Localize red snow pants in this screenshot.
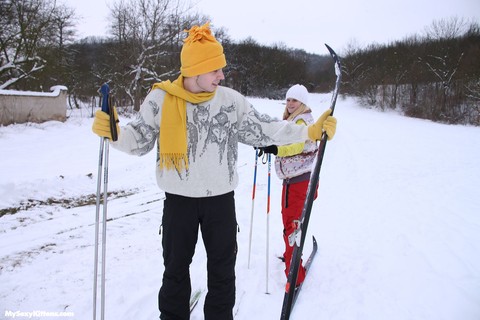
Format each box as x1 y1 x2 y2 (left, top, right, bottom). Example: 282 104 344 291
281 178 317 286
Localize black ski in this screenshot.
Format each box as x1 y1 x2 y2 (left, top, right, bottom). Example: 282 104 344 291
290 236 318 308
280 44 342 320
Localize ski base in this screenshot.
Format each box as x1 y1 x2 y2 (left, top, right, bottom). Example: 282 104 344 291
280 236 318 319
291 236 318 308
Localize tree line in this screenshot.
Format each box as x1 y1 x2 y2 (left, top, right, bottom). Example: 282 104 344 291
342 17 480 125
1 0 479 125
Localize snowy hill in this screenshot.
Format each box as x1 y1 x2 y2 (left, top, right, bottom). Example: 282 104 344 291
1 94 479 320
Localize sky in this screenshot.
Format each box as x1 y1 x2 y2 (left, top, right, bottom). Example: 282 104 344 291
63 0 480 55
1 94 479 319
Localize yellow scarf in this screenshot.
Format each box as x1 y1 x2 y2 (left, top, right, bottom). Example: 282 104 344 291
152 75 215 171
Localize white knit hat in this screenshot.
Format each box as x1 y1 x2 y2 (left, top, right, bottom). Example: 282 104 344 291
285 84 309 105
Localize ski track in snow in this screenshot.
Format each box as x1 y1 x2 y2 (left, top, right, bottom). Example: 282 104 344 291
1 94 479 320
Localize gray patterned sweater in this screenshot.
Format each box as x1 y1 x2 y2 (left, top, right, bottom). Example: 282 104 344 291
112 86 309 197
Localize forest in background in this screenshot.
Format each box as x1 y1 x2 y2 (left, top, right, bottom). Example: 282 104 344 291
1 0 479 125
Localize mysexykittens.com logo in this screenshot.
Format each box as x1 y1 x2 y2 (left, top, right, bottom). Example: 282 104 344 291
4 310 75 318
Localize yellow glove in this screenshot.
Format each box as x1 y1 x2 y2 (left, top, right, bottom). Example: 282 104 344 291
92 108 119 140
307 109 337 141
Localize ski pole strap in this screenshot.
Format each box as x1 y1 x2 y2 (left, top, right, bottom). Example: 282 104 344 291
261 153 268 164
108 96 118 141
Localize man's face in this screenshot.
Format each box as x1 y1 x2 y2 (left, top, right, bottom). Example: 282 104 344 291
196 69 225 92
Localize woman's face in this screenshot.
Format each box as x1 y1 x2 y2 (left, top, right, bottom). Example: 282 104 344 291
286 98 302 114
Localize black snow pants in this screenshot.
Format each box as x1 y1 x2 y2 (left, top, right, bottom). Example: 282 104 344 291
159 191 237 320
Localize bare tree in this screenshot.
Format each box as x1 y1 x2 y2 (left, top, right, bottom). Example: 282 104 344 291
50 4 77 49
107 0 200 110
0 0 77 90
465 78 480 101
423 16 469 40
1 0 49 89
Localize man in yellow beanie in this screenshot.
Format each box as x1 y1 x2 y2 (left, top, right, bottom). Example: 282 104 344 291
92 22 336 320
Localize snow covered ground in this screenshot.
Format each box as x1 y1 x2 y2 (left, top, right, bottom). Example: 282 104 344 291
1 93 479 320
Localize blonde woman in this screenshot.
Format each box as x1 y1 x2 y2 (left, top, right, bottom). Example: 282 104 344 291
257 84 333 287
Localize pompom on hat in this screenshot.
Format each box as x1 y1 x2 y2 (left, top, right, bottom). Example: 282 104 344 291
180 22 227 77
286 84 309 105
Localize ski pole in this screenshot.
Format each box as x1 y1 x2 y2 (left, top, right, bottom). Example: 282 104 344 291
265 153 271 294
93 83 117 320
247 148 259 269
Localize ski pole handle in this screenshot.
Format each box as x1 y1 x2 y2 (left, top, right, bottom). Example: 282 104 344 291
99 83 118 141
100 84 110 113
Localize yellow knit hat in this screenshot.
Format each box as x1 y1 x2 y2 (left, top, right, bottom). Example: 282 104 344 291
180 22 227 77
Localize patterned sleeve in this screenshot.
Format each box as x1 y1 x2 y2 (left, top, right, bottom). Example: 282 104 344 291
111 89 163 156
236 98 309 147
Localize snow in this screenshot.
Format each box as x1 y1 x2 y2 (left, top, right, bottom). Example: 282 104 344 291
1 93 479 320
0 86 68 97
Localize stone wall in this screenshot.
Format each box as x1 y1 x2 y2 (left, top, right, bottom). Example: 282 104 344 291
0 86 67 125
